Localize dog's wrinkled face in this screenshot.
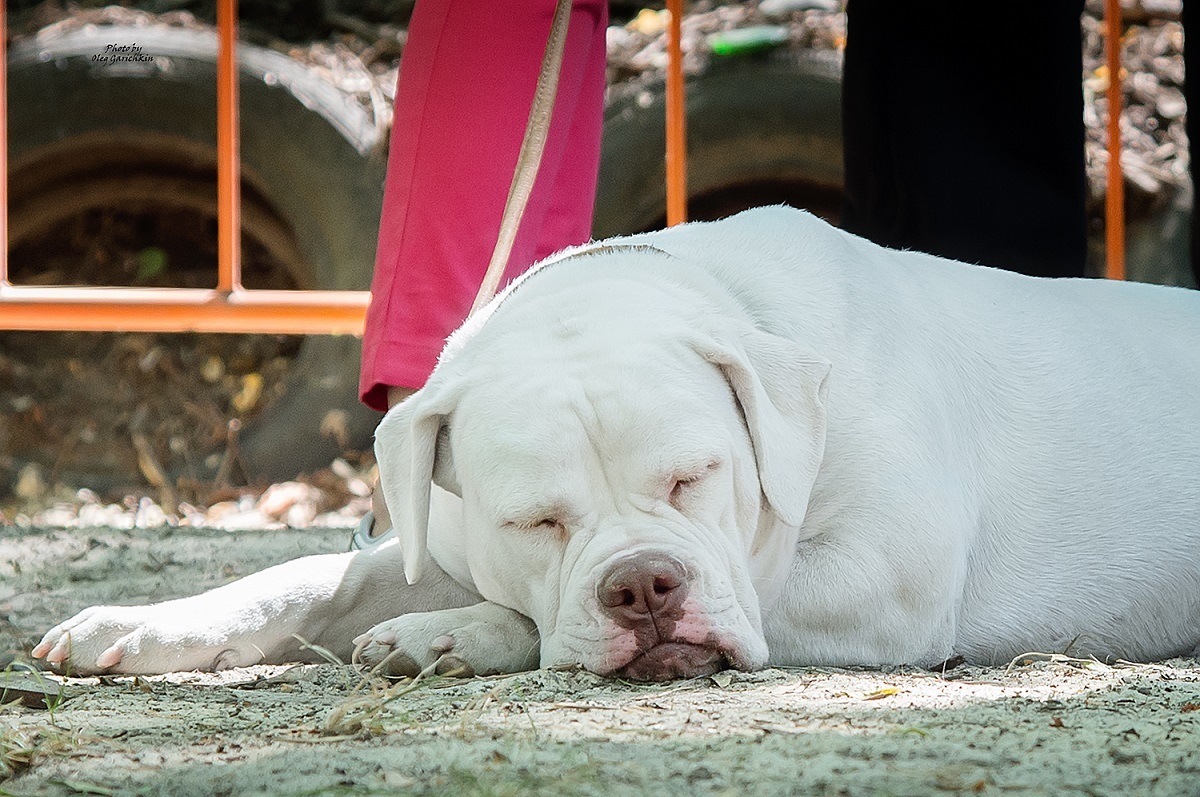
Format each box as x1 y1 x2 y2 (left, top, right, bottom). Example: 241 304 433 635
442 340 771 680
376 265 830 680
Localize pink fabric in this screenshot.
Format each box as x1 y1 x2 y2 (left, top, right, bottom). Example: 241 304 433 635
359 0 609 410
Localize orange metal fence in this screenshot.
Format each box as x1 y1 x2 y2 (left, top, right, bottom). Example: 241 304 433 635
0 2 1129 337
0 0 371 335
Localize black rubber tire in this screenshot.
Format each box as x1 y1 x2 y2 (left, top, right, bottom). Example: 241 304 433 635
7 24 388 483
596 48 844 237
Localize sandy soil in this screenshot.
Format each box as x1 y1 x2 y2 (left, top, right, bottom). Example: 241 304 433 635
2 523 1200 797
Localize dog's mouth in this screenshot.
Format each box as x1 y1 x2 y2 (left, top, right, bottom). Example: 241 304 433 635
613 642 735 682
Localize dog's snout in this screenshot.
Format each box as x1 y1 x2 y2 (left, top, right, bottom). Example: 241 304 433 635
598 554 688 621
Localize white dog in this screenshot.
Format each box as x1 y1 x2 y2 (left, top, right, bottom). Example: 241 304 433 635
34 207 1200 680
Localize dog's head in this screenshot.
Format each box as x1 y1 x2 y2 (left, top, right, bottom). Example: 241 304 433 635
375 248 830 680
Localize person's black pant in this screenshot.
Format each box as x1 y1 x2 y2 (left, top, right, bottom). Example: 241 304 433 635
841 1 1089 279
1184 0 1200 286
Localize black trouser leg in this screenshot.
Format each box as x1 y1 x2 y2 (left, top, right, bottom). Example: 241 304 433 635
842 1 1088 278
1184 0 1200 285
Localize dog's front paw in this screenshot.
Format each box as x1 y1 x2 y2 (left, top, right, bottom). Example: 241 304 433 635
31 604 259 675
353 602 540 678
33 605 157 674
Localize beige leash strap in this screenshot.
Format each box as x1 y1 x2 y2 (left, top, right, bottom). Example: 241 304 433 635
469 0 574 316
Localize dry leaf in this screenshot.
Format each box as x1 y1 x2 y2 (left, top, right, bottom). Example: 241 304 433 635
320 409 351 448
710 670 734 688
627 7 668 35
232 373 264 414
863 687 899 700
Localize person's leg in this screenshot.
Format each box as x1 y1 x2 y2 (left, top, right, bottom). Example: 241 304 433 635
356 0 607 546
1184 0 1200 285
842 1 1088 278
359 0 608 413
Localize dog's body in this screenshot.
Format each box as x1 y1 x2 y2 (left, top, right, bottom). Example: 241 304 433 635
35 207 1200 679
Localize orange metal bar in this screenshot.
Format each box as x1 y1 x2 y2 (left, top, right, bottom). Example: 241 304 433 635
0 285 367 334
1104 0 1125 280
217 0 242 291
665 0 688 226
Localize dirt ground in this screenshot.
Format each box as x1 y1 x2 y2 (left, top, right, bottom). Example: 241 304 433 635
0 524 1197 796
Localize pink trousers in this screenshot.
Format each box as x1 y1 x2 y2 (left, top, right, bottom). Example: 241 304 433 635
359 0 609 411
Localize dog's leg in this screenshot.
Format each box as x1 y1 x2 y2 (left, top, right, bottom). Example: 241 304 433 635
31 541 480 675
354 601 541 677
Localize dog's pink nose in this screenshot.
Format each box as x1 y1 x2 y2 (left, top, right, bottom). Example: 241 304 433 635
597 554 688 623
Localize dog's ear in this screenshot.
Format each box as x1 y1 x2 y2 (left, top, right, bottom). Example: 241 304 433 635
374 385 461 584
692 322 830 528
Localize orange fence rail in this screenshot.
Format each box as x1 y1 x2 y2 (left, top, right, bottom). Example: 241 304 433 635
665 0 687 227
217 0 242 293
1104 0 1125 281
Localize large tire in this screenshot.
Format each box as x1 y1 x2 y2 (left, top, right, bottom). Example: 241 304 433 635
7 24 388 484
596 48 844 237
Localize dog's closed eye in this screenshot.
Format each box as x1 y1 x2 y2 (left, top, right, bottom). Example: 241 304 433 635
504 516 564 533
669 475 701 502
668 459 722 505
